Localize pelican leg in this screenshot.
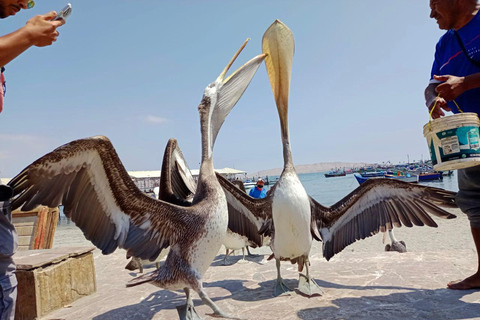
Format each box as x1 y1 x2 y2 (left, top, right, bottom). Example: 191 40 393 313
297 256 323 297
176 288 203 320
197 288 240 319
246 246 259 258
238 248 248 264
223 249 230 265
273 258 293 297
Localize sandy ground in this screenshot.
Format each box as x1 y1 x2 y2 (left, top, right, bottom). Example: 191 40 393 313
41 208 480 320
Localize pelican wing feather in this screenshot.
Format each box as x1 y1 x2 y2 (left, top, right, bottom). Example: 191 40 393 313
159 138 196 206
216 173 271 246
309 179 457 261
8 136 204 261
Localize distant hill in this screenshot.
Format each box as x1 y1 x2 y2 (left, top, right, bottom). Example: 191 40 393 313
257 162 373 176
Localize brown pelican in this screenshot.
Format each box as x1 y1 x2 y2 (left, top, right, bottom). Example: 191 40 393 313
159 138 264 266
8 40 266 319
215 20 457 297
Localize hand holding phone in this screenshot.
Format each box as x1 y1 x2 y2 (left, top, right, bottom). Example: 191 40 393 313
52 3 72 22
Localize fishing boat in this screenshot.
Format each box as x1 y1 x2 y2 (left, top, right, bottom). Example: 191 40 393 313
418 171 443 181
354 173 419 185
360 171 385 178
324 170 346 178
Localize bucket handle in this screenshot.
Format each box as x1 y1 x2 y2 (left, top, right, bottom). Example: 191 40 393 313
428 94 463 131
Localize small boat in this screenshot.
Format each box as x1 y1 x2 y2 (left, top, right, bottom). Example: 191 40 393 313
355 173 419 185
360 171 385 178
384 174 419 183
324 170 346 178
418 171 443 181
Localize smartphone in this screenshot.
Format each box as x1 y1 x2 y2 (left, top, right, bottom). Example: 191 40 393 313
53 3 72 21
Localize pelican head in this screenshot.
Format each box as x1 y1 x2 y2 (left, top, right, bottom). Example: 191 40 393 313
198 39 266 158
262 20 295 141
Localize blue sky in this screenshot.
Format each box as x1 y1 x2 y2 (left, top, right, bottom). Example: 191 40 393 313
0 1 445 178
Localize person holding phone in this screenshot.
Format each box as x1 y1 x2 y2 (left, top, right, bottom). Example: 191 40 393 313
0 1 66 318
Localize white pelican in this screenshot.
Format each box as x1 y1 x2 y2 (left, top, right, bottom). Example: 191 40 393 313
215 20 457 297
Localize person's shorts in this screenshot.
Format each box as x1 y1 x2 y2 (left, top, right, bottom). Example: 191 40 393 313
456 165 480 228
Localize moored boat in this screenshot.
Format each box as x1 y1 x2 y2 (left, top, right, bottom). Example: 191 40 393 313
418 171 443 181
354 173 419 185
324 170 346 178
360 171 385 178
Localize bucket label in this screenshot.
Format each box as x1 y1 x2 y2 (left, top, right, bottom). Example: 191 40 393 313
440 135 460 155
436 126 480 162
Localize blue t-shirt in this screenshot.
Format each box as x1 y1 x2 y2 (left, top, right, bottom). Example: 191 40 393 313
431 10 480 114
249 186 267 199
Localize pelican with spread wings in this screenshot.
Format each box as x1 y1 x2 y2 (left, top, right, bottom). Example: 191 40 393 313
8 40 266 319
214 20 457 297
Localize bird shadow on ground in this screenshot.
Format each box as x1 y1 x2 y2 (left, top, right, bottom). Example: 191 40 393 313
210 253 266 267
90 277 421 319
92 289 185 320
204 278 418 303
297 288 480 320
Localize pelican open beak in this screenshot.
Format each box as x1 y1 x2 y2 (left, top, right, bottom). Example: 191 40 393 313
210 41 267 147
262 20 295 139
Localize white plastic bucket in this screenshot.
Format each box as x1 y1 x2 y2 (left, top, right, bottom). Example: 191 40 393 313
423 112 480 171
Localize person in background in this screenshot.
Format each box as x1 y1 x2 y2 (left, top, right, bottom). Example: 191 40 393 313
0 1 65 318
249 178 267 199
426 0 480 290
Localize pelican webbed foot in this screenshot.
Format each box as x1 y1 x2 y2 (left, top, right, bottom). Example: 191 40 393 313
197 288 242 319
297 273 323 297
177 288 203 320
246 246 260 258
176 304 203 320
273 258 294 297
274 278 294 297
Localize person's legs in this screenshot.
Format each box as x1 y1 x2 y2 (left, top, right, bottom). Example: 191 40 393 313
448 227 480 289
451 167 480 290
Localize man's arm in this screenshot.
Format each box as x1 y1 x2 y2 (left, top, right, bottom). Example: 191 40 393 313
0 11 64 67
434 73 480 100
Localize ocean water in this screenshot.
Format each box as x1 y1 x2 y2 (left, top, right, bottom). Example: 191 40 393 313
263 172 458 207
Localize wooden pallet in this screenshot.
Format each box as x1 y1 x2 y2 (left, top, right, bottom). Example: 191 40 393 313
13 206 59 250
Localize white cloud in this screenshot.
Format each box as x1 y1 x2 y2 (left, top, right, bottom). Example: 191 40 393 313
145 115 168 124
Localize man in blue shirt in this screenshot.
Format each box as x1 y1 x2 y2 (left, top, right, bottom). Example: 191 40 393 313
248 178 267 199
425 0 480 290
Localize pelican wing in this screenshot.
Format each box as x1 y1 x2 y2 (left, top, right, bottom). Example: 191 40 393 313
159 138 197 206
310 179 457 261
8 136 204 261
216 173 271 246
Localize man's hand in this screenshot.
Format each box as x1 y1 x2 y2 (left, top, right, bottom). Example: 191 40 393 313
425 82 451 119
24 11 65 47
434 74 468 101
429 96 451 119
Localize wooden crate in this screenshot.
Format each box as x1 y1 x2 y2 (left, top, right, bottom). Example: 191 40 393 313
13 207 59 250
14 247 96 320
